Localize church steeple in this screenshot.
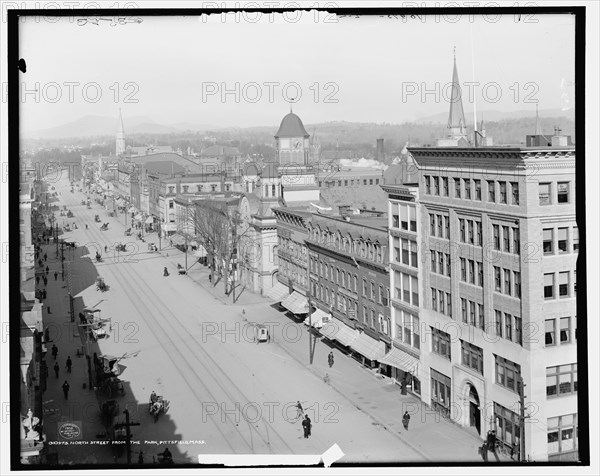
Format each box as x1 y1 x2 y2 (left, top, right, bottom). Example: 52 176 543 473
116 108 126 157
535 103 542 135
447 48 467 139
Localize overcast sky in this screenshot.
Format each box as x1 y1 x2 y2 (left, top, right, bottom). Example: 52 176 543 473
18 11 575 133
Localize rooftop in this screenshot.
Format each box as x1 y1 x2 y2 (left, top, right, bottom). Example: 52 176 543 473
275 112 309 138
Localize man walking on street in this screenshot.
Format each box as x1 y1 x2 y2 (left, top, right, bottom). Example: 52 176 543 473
45 265 49 275
52 344 58 360
43 276 48 286
66 356 72 373
328 351 334 368
54 271 58 281
44 253 47 261
36 276 40 285
62 381 70 400
296 401 303 419
402 411 411 430
54 362 60 379
302 414 311 438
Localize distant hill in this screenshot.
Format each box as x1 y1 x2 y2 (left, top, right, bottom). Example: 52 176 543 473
414 108 575 124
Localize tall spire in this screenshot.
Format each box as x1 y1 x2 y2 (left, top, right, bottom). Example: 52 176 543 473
116 108 126 157
535 103 542 135
447 49 467 137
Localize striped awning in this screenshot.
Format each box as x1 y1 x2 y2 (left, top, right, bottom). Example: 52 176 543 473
303 308 329 329
281 291 309 315
265 282 289 302
350 332 386 361
320 318 358 347
379 347 420 378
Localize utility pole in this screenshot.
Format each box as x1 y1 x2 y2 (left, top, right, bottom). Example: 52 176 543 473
60 241 65 280
518 375 527 462
307 287 313 364
67 261 74 322
115 409 140 466
231 212 237 303
55 223 59 254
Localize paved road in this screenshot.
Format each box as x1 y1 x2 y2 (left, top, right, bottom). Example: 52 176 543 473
47 175 425 465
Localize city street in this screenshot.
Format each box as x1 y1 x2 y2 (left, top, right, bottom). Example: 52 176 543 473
43 174 428 465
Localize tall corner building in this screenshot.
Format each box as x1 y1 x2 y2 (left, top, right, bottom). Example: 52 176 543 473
382 55 579 462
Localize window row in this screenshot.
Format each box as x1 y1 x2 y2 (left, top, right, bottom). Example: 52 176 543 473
361 306 390 335
391 202 418 232
424 176 519 205
545 316 576 347
431 328 451 360
431 250 451 277
494 267 521 297
461 298 485 330
319 177 381 187
393 272 419 307
543 227 579 255
431 288 452 317
494 311 523 346
461 340 484 374
395 310 420 349
394 237 418 268
430 369 452 418
492 224 520 254
548 414 578 457
429 213 450 239
543 271 576 300
546 364 577 398
495 355 521 393
459 218 483 246
362 279 390 306
308 227 386 263
460 258 483 287
539 181 571 205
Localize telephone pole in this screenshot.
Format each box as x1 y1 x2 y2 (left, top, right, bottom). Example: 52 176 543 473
518 375 527 462
115 409 140 465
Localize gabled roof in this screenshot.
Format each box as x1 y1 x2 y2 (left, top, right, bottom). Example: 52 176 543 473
275 112 310 138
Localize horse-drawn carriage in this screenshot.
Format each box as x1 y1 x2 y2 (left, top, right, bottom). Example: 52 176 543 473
124 228 131 236
95 251 103 262
94 215 101 222
177 264 186 275
67 210 74 218
100 223 109 231
148 243 157 252
115 243 126 252
96 276 109 292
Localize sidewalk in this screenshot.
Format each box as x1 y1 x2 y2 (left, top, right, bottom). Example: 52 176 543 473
157 245 515 463
38 240 111 464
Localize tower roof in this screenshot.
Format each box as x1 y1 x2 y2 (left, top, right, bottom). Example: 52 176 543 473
117 108 125 135
275 112 309 138
447 54 467 131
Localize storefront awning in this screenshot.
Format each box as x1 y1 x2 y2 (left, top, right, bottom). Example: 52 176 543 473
264 282 290 302
170 234 185 245
281 291 309 315
134 214 143 221
379 347 420 378
145 216 154 224
350 332 386 361
320 318 358 347
303 308 329 329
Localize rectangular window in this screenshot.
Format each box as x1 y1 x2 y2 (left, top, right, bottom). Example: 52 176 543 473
474 179 481 200
557 182 569 203
410 241 418 268
543 228 554 254
476 222 482 246
431 370 452 418
560 317 571 343
478 304 484 330
363 279 367 296
572 227 579 251
411 276 419 306
545 319 556 346
461 258 467 281
504 312 513 340
559 272 569 297
442 177 449 196
425 175 431 194
544 273 555 299
558 228 568 253
437 215 443 237
430 250 436 273
432 328 451 360
399 203 408 230
431 288 438 311
488 181 496 202
394 238 401 262
446 293 452 317
499 181 507 204
444 216 450 238
546 364 577 397
547 414 578 457
494 267 502 292
493 225 500 250
469 260 475 284
439 290 445 314
409 205 417 232
539 182 551 205
461 298 467 323
511 182 519 205
454 178 461 198
430 214 436 236
496 356 521 393
495 310 503 337
445 254 451 277
514 316 522 345
468 220 474 244
494 403 521 452
512 227 520 255
433 176 439 195
402 239 410 265
464 179 471 199
514 271 521 298
461 341 484 374
477 261 483 287
503 226 510 252
504 269 512 296
438 252 444 276
469 301 476 326
459 219 466 242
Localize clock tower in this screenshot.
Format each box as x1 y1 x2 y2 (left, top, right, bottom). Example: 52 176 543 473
274 110 311 165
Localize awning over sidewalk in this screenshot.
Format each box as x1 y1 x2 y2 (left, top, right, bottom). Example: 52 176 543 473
379 347 420 378
281 291 309 315
303 308 329 329
320 318 358 347
134 214 143 221
350 332 386 361
264 281 289 302
145 216 154 224
170 234 185 245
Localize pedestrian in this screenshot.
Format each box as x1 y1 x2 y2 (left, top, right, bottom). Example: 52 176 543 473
138 451 144 465
36 276 40 285
479 441 489 462
45 265 49 275
53 362 59 378
42 289 47 300
54 271 58 281
302 414 310 438
296 401 303 419
44 253 47 261
487 430 497 453
52 344 58 360
44 327 50 342
62 380 70 400
328 351 334 368
66 356 72 373
43 276 48 286
402 411 411 430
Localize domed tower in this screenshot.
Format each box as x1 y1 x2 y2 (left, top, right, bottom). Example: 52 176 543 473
274 110 311 165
